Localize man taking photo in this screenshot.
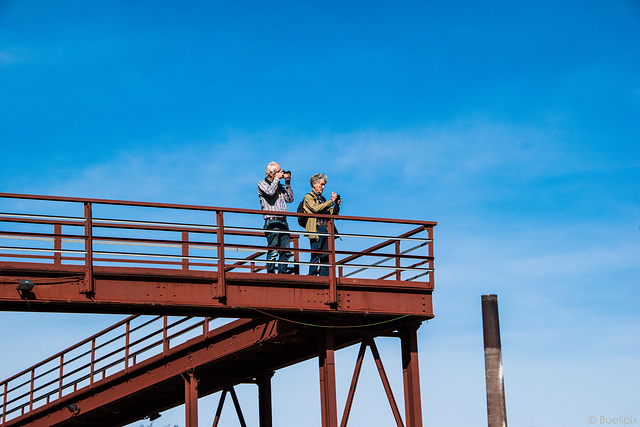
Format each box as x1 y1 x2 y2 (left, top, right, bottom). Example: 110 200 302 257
258 161 294 274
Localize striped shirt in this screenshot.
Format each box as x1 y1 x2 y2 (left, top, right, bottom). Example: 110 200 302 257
258 178 294 220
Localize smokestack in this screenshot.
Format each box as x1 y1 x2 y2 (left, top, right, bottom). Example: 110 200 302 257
482 294 507 427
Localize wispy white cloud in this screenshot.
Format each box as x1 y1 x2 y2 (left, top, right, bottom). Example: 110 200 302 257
446 225 638 279
326 120 590 181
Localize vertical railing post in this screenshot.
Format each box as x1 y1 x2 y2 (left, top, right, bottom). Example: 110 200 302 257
58 354 64 400
327 219 337 307
182 231 189 271
125 320 130 371
293 235 300 275
163 316 169 356
395 240 402 281
427 226 434 287
3 381 7 423
29 369 35 413
90 339 96 385
54 223 62 265
82 202 94 294
203 317 209 337
215 211 226 301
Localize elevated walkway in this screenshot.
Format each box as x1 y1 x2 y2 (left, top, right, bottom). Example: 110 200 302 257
0 193 435 319
0 193 436 426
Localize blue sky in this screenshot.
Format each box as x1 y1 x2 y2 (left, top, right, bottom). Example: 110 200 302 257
1 0 639 426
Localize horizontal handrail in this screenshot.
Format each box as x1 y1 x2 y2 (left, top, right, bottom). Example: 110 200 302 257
0 192 437 226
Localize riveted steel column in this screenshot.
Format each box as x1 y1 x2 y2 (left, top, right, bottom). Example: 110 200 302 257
401 323 423 427
319 329 338 427
482 294 507 427
184 371 199 427
258 372 274 427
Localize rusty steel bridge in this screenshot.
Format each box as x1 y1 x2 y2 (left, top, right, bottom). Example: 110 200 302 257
0 192 436 427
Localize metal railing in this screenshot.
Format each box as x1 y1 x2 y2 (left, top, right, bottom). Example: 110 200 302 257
0 192 435 292
0 314 230 424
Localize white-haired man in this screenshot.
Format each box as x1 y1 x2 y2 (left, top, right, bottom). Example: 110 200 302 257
258 162 294 274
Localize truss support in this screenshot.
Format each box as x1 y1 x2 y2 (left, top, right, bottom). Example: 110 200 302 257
319 329 338 427
340 341 366 427
184 371 199 427
401 323 423 427
212 386 248 427
369 338 404 426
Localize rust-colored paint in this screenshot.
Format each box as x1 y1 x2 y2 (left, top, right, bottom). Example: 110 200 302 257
0 193 436 427
1 315 427 427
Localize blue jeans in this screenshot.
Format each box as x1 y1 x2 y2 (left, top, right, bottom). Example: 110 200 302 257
309 225 329 276
264 219 291 274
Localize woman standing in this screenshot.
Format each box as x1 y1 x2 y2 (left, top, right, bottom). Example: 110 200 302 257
303 173 341 276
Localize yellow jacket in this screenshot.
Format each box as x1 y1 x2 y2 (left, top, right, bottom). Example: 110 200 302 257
303 192 336 241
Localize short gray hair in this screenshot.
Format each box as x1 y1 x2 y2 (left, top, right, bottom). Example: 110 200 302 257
265 161 280 175
310 173 327 186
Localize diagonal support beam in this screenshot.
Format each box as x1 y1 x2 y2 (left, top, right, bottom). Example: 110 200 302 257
211 388 227 427
229 386 248 427
368 338 405 427
211 386 247 427
341 332 425 427
340 341 367 427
